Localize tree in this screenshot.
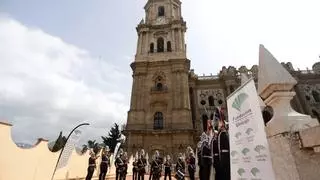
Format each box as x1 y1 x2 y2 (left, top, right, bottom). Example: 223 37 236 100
101 123 121 152
82 140 101 154
51 131 67 152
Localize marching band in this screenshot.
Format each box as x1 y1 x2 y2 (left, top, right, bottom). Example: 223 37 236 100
85 110 230 180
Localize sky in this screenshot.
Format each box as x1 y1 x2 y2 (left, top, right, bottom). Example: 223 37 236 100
0 0 320 146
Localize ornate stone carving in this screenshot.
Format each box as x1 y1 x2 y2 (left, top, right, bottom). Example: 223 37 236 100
312 62 320 74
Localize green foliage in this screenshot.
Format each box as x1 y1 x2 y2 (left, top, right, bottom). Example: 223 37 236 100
51 131 67 152
82 140 101 155
101 123 121 152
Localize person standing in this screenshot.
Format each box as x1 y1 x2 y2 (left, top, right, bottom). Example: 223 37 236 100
200 132 212 180
211 130 221 180
137 149 147 180
163 155 172 180
99 147 110 180
218 120 230 180
122 152 129 180
187 151 196 180
150 150 163 180
175 153 186 180
115 150 125 180
196 141 202 180
86 151 99 180
132 152 139 180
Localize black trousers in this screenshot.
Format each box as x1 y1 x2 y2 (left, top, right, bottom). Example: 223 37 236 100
188 169 195 180
99 165 108 180
164 168 171 180
86 166 95 180
116 170 125 180
138 173 145 180
202 165 211 180
133 170 138 180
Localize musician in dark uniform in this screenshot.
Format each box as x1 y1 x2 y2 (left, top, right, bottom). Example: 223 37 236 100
86 151 99 180
115 150 125 180
137 149 147 180
150 150 163 180
196 141 202 180
211 130 221 180
175 153 186 180
122 152 129 180
187 151 196 180
132 152 139 180
164 155 172 180
200 132 212 180
99 147 110 180
218 120 230 180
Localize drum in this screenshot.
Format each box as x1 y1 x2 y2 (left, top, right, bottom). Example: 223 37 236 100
175 169 185 180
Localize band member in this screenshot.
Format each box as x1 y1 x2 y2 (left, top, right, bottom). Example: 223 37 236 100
187 151 196 180
99 147 110 180
123 152 129 180
218 120 230 180
115 149 125 180
196 141 202 180
211 130 221 180
200 132 212 180
163 155 172 180
133 152 139 180
175 153 186 180
137 149 147 180
86 151 100 180
150 150 163 180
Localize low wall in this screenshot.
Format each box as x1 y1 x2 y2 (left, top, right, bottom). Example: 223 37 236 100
0 122 96 180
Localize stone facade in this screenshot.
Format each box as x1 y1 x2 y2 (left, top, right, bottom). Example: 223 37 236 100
124 0 320 157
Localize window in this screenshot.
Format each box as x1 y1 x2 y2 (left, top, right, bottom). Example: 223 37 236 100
158 6 165 16
312 90 320 102
156 82 163 90
157 37 164 52
150 43 154 53
208 96 214 106
312 110 320 122
230 86 235 93
167 41 172 52
202 114 208 132
154 112 164 130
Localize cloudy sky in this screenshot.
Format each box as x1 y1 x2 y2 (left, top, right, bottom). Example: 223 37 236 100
1 0 320 146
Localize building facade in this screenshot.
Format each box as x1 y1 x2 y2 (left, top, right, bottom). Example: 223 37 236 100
123 0 320 157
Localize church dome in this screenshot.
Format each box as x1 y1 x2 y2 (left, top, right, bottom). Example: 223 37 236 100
312 62 320 74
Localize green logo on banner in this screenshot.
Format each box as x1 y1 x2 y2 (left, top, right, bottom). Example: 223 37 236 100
232 93 249 111
246 128 253 135
242 148 250 155
254 145 266 154
231 150 238 157
237 168 245 176
251 167 260 176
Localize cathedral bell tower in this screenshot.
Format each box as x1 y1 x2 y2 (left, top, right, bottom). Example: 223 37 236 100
124 0 195 157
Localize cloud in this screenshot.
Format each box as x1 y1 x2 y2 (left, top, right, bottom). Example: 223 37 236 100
0 15 131 145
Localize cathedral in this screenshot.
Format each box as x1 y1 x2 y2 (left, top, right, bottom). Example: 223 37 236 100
123 0 320 157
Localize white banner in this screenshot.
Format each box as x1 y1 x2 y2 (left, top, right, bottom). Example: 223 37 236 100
56 129 82 169
227 79 275 180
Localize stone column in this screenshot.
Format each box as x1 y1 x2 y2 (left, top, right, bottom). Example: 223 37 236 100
258 44 319 180
137 33 142 54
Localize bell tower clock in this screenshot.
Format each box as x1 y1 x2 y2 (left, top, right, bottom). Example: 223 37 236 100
124 0 195 157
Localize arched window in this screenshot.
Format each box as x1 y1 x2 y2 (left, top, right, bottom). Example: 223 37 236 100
312 90 320 102
202 114 208 132
156 82 163 90
167 41 172 52
154 112 164 130
158 6 165 16
312 110 320 122
208 96 214 106
157 37 164 52
230 86 235 93
150 43 154 53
